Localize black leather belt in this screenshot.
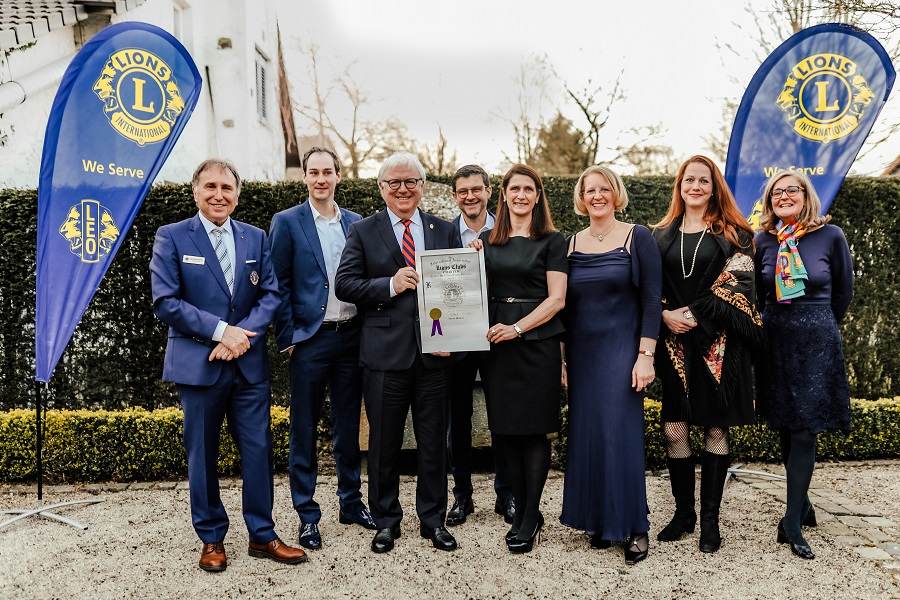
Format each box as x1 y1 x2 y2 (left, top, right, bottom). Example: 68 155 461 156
319 316 360 331
490 297 542 303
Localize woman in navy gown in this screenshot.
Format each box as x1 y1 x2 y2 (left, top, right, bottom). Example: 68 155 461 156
755 170 853 560
560 166 661 565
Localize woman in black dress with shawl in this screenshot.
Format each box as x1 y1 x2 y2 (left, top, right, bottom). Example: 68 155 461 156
652 155 764 554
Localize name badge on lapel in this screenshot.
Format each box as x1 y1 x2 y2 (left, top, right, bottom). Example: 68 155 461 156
183 255 205 265
250 271 260 285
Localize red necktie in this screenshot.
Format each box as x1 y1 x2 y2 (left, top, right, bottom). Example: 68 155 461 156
401 219 416 268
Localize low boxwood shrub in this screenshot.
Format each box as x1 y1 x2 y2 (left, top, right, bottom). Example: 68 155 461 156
2 399 898 482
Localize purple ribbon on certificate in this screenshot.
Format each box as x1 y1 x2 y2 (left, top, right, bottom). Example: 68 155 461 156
429 308 443 337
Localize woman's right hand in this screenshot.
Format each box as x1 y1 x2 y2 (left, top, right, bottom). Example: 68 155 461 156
467 239 483 251
662 307 698 335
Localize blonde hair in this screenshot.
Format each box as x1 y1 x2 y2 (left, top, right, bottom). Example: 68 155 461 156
573 166 629 216
758 170 831 232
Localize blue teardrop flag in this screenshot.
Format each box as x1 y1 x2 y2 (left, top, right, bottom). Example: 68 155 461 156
725 23 895 226
36 22 202 382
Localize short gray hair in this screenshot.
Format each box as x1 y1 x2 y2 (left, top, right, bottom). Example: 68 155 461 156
192 159 241 194
378 152 426 182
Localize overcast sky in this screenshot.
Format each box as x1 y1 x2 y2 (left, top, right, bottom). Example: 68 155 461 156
274 0 899 176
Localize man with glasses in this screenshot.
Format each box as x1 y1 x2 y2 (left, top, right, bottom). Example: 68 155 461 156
336 153 463 554
445 165 515 527
268 147 376 552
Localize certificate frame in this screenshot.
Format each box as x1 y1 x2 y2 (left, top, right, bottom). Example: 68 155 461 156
415 247 490 353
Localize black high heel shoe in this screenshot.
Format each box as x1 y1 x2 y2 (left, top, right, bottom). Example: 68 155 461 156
802 501 817 527
777 519 815 559
508 514 544 553
589 534 611 549
624 533 649 565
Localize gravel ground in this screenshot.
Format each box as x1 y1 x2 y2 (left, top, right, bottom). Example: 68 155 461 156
1 464 898 599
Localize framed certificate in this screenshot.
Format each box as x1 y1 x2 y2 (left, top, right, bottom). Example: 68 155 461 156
416 248 490 353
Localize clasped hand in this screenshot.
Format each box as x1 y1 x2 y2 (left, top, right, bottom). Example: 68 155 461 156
662 307 698 335
208 325 257 361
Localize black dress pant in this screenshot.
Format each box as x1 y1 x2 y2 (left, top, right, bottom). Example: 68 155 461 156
364 355 450 530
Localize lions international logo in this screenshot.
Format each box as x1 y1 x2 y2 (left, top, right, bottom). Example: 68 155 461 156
442 283 465 307
58 200 120 263
775 53 875 144
92 48 185 146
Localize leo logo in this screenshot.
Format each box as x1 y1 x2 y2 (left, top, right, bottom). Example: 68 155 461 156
747 198 764 230
775 53 875 144
92 48 185 146
58 200 120 263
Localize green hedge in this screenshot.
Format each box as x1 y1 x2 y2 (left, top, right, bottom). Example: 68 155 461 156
1 176 898 411
1 399 898 482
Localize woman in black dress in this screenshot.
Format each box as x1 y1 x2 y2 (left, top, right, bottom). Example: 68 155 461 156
755 170 853 560
469 164 568 553
652 155 763 554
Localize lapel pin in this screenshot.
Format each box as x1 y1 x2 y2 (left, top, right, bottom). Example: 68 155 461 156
250 271 259 285
429 223 434 230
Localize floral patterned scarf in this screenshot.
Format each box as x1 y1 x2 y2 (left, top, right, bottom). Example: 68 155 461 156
775 220 808 303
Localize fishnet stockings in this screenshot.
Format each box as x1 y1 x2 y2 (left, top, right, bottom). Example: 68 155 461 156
663 422 729 457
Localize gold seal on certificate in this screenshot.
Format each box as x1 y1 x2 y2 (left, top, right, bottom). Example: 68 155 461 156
416 248 490 353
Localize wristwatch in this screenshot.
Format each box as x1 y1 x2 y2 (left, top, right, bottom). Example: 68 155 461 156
513 323 523 337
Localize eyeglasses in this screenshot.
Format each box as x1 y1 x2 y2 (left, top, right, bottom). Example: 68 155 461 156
583 187 612 197
454 186 486 198
383 178 423 191
771 186 803 198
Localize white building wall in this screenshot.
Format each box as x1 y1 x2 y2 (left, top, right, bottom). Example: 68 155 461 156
0 0 283 189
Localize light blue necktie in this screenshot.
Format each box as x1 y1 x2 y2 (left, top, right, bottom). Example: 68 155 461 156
211 227 233 294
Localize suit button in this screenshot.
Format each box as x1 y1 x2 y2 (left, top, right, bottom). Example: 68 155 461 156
324 283 329 288
230 306 236 312
321 306 326 311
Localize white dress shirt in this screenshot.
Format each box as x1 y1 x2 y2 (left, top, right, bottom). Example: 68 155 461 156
310 201 357 321
459 212 494 247
197 211 235 342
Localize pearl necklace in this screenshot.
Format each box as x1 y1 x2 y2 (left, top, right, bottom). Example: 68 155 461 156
680 224 707 279
590 221 616 242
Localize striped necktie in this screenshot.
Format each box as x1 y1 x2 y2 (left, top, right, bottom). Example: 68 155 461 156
400 219 416 268
211 227 233 294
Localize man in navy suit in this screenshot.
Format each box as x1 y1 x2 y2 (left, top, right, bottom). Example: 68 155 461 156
335 153 462 554
269 147 375 551
150 159 306 572
445 165 515 527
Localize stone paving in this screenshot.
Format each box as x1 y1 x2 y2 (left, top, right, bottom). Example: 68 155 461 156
3 460 900 591
731 460 900 585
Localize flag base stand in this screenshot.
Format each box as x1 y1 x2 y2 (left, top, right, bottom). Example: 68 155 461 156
0 498 106 531
0 382 106 532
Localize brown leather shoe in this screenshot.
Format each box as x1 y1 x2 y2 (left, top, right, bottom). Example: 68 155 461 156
199 542 227 572
248 538 308 564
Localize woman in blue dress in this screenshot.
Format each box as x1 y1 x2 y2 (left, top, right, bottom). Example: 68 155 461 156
755 170 853 560
560 166 661 565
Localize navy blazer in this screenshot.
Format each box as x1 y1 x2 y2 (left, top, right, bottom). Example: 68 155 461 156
335 209 462 371
269 201 362 351
150 214 279 386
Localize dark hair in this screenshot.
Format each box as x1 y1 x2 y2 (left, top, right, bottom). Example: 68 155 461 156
302 146 341 174
192 159 241 194
489 164 555 245
451 164 489 191
653 155 753 248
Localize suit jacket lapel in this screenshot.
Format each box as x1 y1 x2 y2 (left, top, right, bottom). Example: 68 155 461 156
376 210 405 268
190 215 231 297
422 209 436 250
299 202 328 276
232 221 248 297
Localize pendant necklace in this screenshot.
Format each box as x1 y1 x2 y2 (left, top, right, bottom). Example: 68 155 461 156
591 220 616 242
680 223 707 279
